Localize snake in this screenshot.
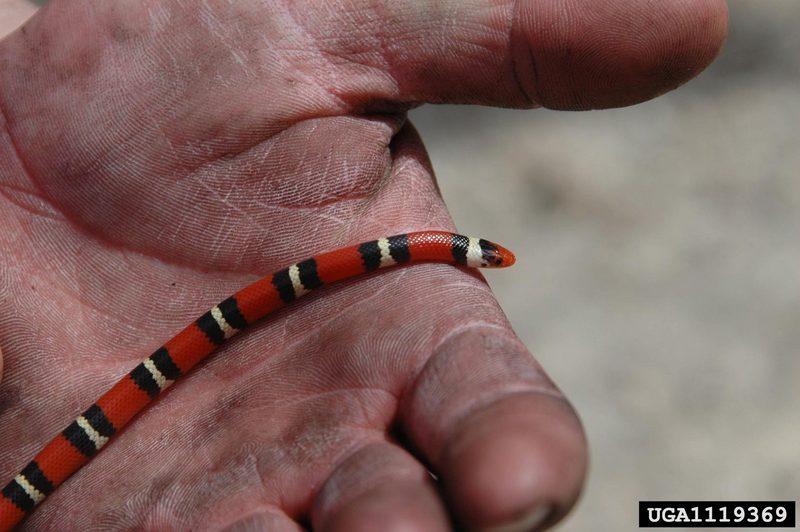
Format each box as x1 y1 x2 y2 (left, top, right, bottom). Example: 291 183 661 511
0 230 515 529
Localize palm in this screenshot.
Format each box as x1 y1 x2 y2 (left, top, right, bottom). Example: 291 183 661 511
0 1 726 529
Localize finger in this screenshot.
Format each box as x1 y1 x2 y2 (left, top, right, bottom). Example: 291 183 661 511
1 0 728 131
509 0 730 109
221 511 304 532
0 0 37 40
359 0 729 108
312 442 451 532
400 325 587 530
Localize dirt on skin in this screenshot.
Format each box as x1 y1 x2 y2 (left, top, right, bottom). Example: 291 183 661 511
413 1 800 529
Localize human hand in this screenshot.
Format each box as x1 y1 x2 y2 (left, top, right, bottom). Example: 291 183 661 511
0 1 727 529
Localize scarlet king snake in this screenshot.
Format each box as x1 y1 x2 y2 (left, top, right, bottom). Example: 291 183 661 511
0 231 515 529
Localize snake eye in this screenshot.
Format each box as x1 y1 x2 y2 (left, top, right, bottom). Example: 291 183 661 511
478 239 515 268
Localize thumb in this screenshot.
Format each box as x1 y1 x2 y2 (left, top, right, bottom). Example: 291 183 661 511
362 0 728 109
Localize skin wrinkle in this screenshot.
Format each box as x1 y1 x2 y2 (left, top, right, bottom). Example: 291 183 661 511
343 122 438 238
42 252 129 325
2 13 390 274
8 64 404 274
0 386 19 418
189 282 376 382
0 1 728 528
406 2 523 106
510 0 541 106
283 428 340 478
44 245 194 349
152 115 183 169
15 172 260 278
312 441 430 518
222 507 304 532
156 116 396 247
228 387 400 432
5 200 59 229
249 192 374 213
28 243 225 388
190 294 390 392
0 91 50 219
115 476 182 529
0 182 63 221
280 4 357 111
27 154 368 277
345 157 395 230
316 46 387 80
432 390 573 484
272 435 376 520
203 448 264 507
400 322 563 461
188 282 438 444
90 433 241 526
396 320 517 404
371 1 402 97
165 111 375 186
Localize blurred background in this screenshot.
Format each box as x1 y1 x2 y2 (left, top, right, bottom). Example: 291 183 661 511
2 1 797 530
412 1 799 529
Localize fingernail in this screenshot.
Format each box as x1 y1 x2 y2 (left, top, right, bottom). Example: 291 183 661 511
483 504 554 532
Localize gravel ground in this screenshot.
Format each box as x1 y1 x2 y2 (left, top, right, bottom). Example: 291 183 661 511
411 1 799 530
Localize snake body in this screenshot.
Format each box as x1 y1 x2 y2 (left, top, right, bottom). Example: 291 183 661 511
0 230 515 529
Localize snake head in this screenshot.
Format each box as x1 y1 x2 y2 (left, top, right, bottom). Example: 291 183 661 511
471 238 516 268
